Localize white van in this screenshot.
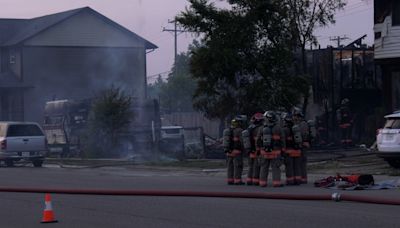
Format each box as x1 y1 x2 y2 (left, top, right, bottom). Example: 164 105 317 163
0 122 47 167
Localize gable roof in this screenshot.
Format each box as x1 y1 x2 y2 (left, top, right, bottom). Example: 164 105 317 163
0 7 157 49
0 19 30 44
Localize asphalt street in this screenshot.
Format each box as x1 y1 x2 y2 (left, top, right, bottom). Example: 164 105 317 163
0 161 398 228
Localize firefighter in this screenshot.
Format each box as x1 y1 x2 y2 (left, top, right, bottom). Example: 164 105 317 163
242 113 264 185
235 115 248 129
223 118 245 185
336 98 353 147
282 113 303 185
259 111 285 187
292 107 310 184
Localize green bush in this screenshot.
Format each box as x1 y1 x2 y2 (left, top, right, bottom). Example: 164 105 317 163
83 87 133 158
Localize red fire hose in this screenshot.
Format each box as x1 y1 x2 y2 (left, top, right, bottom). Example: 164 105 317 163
0 187 398 205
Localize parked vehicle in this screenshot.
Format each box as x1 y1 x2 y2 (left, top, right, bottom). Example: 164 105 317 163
160 126 185 159
0 122 47 167
43 99 161 157
376 111 400 168
43 99 90 157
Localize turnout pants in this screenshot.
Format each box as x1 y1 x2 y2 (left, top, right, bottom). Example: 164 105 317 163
227 153 244 184
247 153 260 185
300 148 308 184
259 150 282 187
284 149 302 185
340 123 353 146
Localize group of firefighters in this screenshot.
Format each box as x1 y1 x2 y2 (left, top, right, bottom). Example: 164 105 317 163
223 107 316 187
223 98 354 187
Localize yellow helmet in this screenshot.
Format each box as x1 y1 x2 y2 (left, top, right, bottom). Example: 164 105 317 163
230 119 240 128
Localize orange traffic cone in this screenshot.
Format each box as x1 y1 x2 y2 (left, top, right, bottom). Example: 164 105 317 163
41 193 58 223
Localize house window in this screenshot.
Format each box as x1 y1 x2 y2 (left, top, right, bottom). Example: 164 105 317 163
393 1 400 26
375 32 382 39
9 55 15 64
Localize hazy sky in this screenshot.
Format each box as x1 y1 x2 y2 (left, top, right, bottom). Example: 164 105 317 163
0 0 373 83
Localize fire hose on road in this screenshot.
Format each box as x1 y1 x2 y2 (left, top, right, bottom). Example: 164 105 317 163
0 187 399 205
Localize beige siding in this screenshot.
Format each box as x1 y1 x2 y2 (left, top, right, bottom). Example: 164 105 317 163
374 16 400 59
24 11 145 48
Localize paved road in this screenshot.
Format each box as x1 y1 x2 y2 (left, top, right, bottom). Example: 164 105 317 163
0 163 398 228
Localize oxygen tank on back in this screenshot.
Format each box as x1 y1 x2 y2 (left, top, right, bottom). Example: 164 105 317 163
262 126 272 149
242 129 251 151
223 128 232 152
292 124 303 146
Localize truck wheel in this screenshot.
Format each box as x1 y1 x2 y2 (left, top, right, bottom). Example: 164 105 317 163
5 160 14 167
32 160 43 167
387 159 400 169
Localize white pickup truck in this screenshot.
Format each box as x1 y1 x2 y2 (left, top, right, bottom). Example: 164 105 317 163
0 122 47 167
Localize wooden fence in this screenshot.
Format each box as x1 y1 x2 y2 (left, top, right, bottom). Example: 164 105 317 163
162 112 220 138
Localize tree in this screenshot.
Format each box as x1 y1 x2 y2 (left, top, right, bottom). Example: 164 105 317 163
176 0 304 121
285 0 346 71
148 49 197 113
86 86 133 157
147 75 164 100
176 0 345 121
283 0 346 113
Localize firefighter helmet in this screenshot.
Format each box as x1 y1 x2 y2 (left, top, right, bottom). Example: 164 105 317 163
282 112 293 122
264 111 277 123
341 98 350 106
235 115 247 127
230 118 240 128
251 112 264 125
292 107 304 118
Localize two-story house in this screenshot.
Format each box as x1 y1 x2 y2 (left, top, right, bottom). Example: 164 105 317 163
374 0 400 112
0 7 157 123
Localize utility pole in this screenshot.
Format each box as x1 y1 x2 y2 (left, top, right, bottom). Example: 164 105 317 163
163 20 185 64
329 35 350 48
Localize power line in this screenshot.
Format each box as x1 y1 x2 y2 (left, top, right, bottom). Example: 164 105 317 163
345 2 365 10
162 20 186 64
330 35 350 47
336 1 372 17
335 8 372 19
337 6 371 17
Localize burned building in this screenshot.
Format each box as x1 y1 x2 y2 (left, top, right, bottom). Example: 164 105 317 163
0 7 157 123
307 36 382 145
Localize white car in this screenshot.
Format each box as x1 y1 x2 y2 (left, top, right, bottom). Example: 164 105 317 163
376 112 400 168
0 122 48 167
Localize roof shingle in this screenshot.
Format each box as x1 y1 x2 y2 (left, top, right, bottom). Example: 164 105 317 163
0 7 157 49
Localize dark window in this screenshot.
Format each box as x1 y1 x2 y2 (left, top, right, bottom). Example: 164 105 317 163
9 55 15 64
393 1 400 26
384 119 400 129
375 32 382 39
44 116 63 124
163 129 181 134
7 124 44 137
